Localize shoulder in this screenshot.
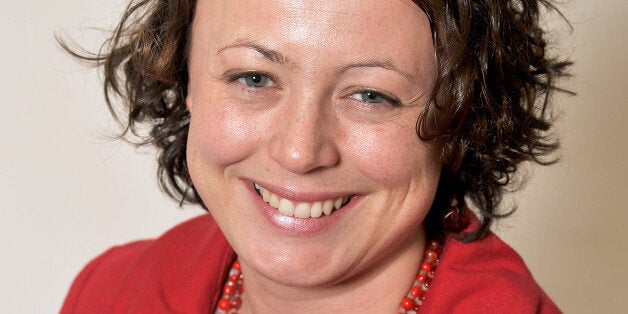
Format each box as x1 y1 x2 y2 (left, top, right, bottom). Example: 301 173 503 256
61 240 153 313
61 215 235 313
422 232 561 313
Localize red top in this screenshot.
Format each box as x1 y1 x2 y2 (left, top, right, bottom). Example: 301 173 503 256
61 215 561 313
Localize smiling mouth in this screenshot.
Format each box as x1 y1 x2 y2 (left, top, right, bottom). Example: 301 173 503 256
253 183 353 218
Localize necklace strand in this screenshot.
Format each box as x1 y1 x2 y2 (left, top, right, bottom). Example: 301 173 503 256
215 240 442 314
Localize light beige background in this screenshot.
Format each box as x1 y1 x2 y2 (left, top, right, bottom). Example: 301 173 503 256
0 0 625 313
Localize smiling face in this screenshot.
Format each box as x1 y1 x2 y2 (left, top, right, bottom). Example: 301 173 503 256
186 0 439 290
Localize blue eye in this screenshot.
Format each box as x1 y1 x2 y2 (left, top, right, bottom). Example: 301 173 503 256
353 91 385 103
351 90 401 107
237 73 273 88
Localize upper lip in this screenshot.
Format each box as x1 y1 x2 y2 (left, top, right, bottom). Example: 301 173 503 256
246 179 356 203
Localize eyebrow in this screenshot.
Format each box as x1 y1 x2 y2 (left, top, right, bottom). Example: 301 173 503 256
216 39 294 68
216 39 415 81
333 60 415 82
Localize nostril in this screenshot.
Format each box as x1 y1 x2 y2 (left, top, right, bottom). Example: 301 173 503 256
270 143 341 175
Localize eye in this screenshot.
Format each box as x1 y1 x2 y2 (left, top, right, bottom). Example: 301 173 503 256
237 73 274 88
350 90 401 107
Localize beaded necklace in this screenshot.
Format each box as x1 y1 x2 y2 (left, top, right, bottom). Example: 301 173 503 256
215 240 442 314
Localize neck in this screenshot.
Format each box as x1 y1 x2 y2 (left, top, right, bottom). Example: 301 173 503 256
237 231 426 314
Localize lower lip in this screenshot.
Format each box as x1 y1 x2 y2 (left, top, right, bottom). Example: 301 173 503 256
243 180 358 236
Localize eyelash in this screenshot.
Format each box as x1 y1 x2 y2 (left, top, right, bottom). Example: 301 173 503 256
350 89 403 107
224 71 402 107
226 71 276 87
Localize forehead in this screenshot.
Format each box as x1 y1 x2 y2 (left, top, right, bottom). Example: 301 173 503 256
192 0 435 78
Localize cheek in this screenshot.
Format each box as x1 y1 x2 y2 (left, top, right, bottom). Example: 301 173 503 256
187 102 264 172
346 124 441 186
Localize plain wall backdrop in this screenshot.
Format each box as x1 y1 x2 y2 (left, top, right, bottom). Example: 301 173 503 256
0 0 626 312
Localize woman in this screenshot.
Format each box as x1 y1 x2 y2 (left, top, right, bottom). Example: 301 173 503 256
61 0 571 313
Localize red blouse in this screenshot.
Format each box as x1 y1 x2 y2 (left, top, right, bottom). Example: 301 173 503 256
61 215 561 313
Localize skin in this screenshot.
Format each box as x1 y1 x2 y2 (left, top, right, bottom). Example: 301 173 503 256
185 0 440 312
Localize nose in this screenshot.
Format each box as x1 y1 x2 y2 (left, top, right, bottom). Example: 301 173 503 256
269 95 340 174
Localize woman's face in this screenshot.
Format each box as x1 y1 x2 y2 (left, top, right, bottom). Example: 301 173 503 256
186 0 439 286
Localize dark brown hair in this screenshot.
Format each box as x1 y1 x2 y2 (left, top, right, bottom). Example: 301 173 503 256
59 0 572 241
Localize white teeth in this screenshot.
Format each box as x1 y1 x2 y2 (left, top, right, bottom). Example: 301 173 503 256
310 202 323 218
278 198 295 216
294 203 311 218
322 200 334 216
269 194 280 208
333 197 343 210
262 189 270 202
254 183 351 218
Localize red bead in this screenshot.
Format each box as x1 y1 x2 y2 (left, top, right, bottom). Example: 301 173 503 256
223 285 235 296
417 274 427 282
420 262 431 272
410 286 421 297
229 275 240 283
231 298 242 309
233 260 241 270
425 277 433 288
425 250 438 261
401 297 415 311
217 299 231 311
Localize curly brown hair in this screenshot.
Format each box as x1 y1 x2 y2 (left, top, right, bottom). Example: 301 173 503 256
59 0 572 242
